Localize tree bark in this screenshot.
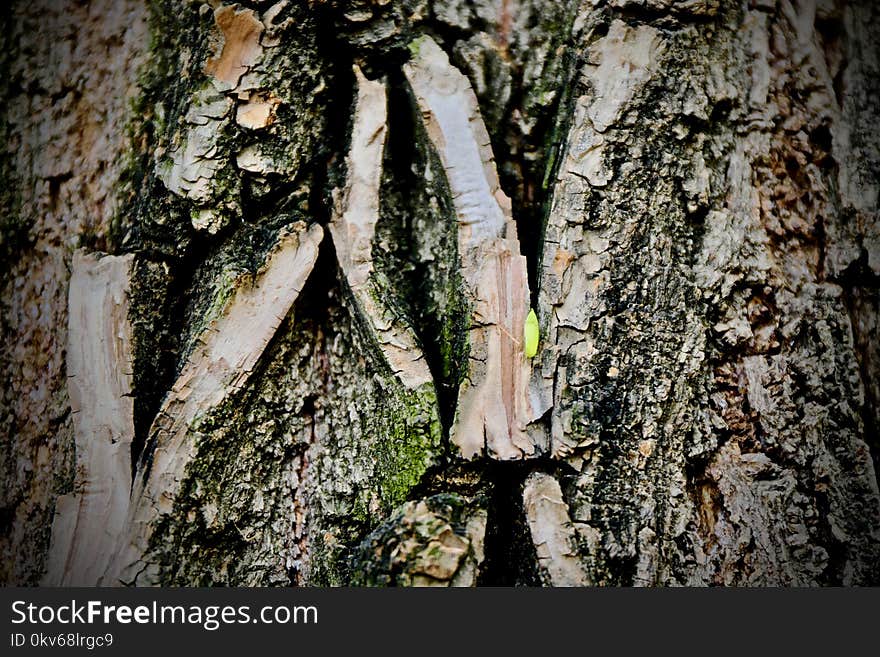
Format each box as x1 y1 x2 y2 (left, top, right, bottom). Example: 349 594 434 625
1 0 878 586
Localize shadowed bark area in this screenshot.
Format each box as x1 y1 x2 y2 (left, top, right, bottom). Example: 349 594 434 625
1 0 878 586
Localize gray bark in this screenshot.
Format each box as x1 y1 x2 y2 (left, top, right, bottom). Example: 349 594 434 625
1 0 878 586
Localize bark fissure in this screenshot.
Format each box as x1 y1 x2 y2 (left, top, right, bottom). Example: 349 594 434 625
4 0 880 586
405 35 537 461
380 69 465 451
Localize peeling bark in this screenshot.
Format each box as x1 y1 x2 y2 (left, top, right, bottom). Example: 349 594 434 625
204 5 264 90
330 67 432 390
43 253 135 586
405 36 538 461
0 0 148 585
112 222 322 585
532 19 667 457
522 473 590 587
533 0 880 585
2 0 879 587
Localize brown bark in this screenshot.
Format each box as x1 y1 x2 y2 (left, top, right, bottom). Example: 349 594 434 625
1 0 878 586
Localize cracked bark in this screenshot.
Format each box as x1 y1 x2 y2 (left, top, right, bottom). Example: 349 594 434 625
1 0 879 586
404 36 538 461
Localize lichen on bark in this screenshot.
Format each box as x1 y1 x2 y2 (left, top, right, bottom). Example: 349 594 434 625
2 0 879 587
533 0 880 585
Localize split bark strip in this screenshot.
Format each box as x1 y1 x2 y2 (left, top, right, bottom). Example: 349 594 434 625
522 472 590 586
43 252 136 586
110 222 323 585
330 67 432 389
404 36 537 460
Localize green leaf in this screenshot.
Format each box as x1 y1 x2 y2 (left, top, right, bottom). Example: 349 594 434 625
524 308 539 358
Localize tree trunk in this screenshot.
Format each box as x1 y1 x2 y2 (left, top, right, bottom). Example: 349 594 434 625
1 0 878 586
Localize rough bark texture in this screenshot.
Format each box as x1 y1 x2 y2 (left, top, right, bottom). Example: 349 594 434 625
405 36 537 460
1 0 878 586
0 0 149 585
532 0 880 586
112 222 323 585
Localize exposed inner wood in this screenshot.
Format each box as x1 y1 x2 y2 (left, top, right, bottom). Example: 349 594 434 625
522 472 590 586
235 91 281 130
330 66 432 390
0 0 149 584
404 36 537 460
43 252 135 586
204 4 264 90
4 0 877 588
109 222 323 585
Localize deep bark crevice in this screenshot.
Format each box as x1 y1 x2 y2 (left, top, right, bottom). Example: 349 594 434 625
4 0 880 587
477 460 542 586
840 252 880 483
608 4 721 28
381 66 467 449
